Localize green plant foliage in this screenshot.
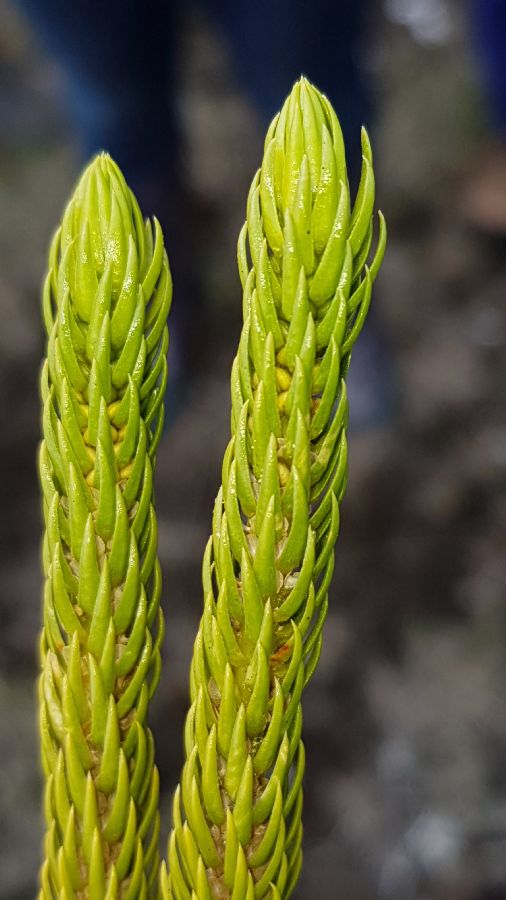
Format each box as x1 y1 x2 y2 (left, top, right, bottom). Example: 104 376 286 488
162 77 386 899
38 154 172 898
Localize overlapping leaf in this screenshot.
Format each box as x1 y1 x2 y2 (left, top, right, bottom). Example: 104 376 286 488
162 77 386 900
38 154 171 899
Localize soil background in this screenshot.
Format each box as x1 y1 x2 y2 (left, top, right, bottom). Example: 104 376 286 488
1 2 505 898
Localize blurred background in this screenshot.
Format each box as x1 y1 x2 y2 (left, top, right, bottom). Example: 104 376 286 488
1 0 506 897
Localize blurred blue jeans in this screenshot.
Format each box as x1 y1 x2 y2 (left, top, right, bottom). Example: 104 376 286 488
471 0 506 136
16 0 370 183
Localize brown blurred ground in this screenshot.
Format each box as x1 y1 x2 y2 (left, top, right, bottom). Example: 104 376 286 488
1 2 506 899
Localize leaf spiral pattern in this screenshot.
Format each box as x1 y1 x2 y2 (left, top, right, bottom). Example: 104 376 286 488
163 78 386 900
38 154 171 899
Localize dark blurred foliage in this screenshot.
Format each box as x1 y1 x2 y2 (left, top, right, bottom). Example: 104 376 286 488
1 1 506 898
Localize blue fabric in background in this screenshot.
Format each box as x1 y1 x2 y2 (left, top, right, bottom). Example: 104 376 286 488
471 0 506 136
15 0 369 183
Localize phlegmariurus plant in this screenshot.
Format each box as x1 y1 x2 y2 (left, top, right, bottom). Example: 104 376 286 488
161 78 386 899
36 76 386 900
38 154 172 898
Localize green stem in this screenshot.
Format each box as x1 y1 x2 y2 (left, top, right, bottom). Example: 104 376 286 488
163 78 386 900
38 154 171 899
